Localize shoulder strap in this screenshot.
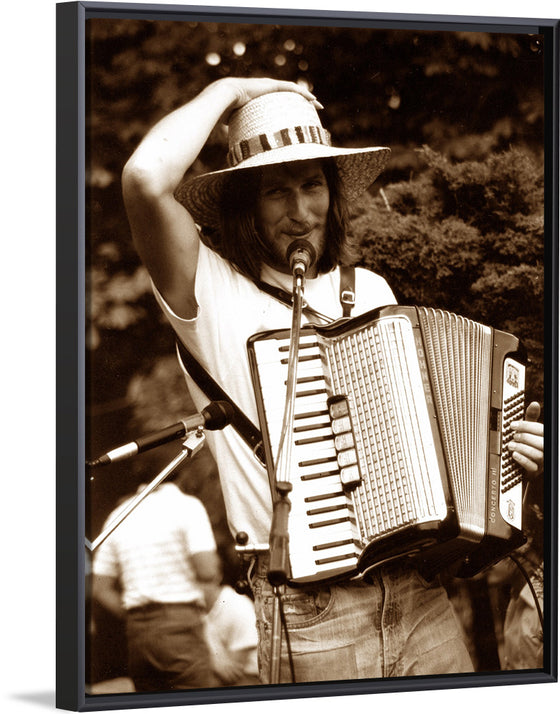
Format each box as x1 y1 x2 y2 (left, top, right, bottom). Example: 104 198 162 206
254 265 356 318
252 280 293 308
339 265 356 317
175 339 265 465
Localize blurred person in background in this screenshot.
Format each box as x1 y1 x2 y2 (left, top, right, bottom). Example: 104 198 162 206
121 76 544 683
92 478 221 692
203 575 260 686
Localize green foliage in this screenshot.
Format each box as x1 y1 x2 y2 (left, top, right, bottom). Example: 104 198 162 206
423 145 544 228
352 146 544 402
86 19 545 194
88 265 152 349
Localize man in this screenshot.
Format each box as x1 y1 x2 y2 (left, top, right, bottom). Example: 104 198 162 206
92 481 221 691
122 77 544 683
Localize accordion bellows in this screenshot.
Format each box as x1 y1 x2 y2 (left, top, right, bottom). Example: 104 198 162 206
248 305 527 584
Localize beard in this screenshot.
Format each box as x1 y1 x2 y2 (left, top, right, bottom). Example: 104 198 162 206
256 223 325 276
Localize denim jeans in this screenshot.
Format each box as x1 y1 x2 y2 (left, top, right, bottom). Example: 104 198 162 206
126 603 219 691
250 559 474 683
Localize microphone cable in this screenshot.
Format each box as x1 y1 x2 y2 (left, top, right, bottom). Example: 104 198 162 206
507 552 544 633
275 586 297 683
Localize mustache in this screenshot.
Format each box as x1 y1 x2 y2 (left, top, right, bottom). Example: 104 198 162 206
283 222 314 236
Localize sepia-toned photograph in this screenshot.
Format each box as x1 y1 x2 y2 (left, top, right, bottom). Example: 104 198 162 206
55 2 557 711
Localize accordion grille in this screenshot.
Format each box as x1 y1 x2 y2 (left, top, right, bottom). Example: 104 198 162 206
322 315 449 543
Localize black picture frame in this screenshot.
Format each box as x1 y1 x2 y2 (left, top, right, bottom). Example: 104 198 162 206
56 2 559 711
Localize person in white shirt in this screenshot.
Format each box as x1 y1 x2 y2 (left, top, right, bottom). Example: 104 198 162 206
204 581 259 686
92 482 221 691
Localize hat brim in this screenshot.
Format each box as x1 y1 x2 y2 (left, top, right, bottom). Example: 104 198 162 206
174 144 391 229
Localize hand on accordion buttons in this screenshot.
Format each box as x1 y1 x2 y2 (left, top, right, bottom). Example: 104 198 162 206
508 401 544 477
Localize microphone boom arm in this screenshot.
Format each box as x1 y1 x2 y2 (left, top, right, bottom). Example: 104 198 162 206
87 431 206 552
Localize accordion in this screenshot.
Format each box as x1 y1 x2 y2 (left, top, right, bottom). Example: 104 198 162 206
247 305 527 584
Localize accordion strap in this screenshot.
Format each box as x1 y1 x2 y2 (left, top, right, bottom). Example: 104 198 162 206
175 338 265 464
339 265 356 317
254 265 356 320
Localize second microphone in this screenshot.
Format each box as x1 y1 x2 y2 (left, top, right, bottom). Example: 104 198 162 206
87 401 234 466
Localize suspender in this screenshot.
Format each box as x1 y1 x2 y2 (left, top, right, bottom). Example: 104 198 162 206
175 266 355 463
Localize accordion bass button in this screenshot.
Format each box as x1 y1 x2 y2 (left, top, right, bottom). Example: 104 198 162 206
328 395 350 419
332 416 352 434
337 449 357 467
335 432 355 450
340 464 362 489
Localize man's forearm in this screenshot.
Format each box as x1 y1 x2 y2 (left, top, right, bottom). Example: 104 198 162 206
122 79 240 197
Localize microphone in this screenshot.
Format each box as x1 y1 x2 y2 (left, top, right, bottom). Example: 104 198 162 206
286 239 317 278
87 401 234 467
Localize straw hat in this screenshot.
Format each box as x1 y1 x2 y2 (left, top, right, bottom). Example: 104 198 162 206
175 91 391 228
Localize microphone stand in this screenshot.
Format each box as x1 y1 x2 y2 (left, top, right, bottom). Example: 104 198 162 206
86 430 206 552
267 265 307 684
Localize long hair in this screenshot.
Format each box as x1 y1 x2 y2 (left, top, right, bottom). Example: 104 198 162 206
204 158 352 282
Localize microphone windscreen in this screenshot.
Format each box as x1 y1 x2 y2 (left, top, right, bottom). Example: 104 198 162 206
286 239 316 272
202 400 235 430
